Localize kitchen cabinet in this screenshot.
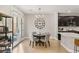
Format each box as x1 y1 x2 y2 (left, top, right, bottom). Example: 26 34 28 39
58 16 79 26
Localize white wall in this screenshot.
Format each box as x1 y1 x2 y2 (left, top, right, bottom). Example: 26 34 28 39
24 13 58 39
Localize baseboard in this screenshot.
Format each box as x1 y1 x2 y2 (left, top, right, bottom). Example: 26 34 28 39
22 37 30 40
61 43 74 53
53 37 58 40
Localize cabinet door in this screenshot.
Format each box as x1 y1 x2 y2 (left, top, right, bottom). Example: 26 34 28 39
58 16 68 26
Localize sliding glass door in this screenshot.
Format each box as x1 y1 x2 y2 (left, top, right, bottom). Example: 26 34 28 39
12 11 23 46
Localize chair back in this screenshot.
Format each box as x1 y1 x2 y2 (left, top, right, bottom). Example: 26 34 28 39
45 33 50 41
32 32 37 35
32 32 39 41
40 32 50 41
32 32 37 39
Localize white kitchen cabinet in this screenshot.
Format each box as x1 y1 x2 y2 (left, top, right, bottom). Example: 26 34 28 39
60 32 79 52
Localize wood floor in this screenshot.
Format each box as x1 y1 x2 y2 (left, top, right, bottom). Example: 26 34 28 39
13 39 68 53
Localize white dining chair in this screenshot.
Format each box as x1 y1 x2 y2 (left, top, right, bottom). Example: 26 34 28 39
40 33 50 48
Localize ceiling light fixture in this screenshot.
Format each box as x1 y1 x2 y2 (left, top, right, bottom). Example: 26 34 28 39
35 8 45 18
34 8 46 30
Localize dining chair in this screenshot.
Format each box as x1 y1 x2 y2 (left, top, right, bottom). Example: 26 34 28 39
29 32 39 47
40 33 50 48
74 39 79 53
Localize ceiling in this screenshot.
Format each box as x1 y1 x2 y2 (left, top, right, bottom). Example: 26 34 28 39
15 5 79 14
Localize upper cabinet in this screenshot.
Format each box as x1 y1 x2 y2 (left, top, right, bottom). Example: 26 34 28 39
58 16 79 26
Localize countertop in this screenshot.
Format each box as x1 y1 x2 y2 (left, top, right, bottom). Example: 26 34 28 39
58 30 79 34
59 31 79 39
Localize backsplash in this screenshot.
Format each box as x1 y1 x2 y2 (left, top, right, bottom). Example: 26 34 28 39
58 26 79 31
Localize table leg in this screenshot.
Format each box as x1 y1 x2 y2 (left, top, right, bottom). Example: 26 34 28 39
39 42 41 46
42 42 44 46
35 41 38 46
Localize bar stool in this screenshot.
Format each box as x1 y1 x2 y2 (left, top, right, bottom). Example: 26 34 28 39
74 39 79 53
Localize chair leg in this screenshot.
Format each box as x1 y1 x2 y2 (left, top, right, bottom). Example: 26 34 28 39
74 45 77 53
48 41 50 47
35 41 36 46
35 41 38 46
32 41 34 48
29 41 31 46
45 42 47 48
76 46 77 53
74 45 76 53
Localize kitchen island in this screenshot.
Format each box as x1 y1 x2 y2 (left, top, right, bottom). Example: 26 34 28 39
59 31 79 53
